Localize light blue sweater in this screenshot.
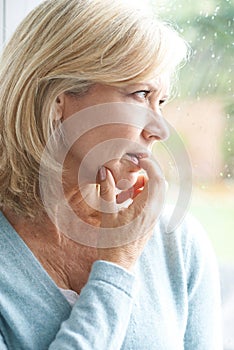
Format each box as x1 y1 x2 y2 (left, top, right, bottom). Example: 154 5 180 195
0 210 222 349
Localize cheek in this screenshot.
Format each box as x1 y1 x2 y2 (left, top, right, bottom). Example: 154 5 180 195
97 125 141 143
63 124 141 185
69 125 140 160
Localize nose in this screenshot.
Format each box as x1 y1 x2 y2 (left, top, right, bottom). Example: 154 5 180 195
141 109 170 142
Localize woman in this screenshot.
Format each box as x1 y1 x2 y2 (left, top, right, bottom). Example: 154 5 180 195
0 0 222 349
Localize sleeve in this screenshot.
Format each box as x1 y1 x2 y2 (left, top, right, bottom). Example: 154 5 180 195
0 332 7 349
49 260 135 350
183 215 223 350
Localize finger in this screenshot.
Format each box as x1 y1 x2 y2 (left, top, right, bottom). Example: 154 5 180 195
98 167 118 220
132 188 144 199
116 175 146 204
138 156 163 183
130 157 165 209
133 175 145 189
139 157 165 197
98 166 116 203
116 188 133 204
132 175 146 197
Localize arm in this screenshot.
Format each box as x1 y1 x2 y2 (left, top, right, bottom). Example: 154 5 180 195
49 157 164 349
183 216 223 350
49 260 135 350
0 332 7 349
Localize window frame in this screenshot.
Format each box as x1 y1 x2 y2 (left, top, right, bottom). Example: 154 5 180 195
0 0 6 50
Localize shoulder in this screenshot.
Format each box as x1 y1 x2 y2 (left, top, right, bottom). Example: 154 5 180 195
157 206 216 263
153 206 220 296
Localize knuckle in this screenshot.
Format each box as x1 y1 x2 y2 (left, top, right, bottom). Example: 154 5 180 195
100 185 110 197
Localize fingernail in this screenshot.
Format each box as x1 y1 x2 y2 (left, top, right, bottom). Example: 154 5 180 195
99 166 106 181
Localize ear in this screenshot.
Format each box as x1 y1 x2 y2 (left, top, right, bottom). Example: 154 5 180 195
54 93 66 121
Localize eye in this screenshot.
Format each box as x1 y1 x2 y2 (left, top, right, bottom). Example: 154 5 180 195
159 99 167 107
133 90 151 100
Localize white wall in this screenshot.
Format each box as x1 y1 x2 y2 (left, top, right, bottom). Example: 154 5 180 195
0 0 5 49
0 0 152 49
0 0 43 48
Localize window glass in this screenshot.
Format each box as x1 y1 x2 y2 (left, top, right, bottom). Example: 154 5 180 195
151 0 234 263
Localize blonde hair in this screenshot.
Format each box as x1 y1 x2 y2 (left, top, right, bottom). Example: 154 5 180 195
0 0 187 217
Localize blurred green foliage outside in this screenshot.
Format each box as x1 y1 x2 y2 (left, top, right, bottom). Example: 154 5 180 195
155 0 233 178
151 0 234 261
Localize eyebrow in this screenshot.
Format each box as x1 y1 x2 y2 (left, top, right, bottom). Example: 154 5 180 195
125 82 158 91
139 82 159 91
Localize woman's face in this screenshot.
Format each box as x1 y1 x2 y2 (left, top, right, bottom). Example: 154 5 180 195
57 79 169 190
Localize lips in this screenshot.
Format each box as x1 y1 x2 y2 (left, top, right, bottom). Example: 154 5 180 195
125 153 140 165
122 151 150 167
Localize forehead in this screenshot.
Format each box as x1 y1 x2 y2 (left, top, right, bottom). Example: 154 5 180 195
126 75 170 93
147 75 170 89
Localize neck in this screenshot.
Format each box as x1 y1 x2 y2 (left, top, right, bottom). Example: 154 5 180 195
3 182 100 239
2 190 99 293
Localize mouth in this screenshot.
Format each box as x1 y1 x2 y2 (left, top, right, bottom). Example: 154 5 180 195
122 152 150 167
124 153 141 165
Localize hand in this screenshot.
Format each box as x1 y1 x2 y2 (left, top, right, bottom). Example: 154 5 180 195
97 156 165 270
